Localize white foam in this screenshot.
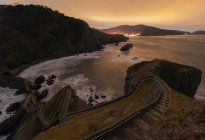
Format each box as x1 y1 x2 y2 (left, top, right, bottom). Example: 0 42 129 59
38 74 115 105
17 43 135 104
0 135 9 140
0 87 24 122
18 51 100 80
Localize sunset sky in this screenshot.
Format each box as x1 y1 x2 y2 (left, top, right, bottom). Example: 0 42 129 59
1 0 205 31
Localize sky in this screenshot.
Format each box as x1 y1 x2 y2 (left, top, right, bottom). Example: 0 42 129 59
1 0 205 31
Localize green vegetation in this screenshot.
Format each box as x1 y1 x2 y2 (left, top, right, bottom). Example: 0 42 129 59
126 59 202 97
149 90 204 139
0 5 127 73
165 90 202 119
33 80 158 140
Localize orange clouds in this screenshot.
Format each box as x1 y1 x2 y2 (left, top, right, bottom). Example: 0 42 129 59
1 0 205 30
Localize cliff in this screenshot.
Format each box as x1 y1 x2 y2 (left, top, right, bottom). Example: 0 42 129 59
126 59 202 97
0 5 128 74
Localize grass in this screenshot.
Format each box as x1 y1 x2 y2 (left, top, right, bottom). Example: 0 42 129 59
32 80 158 140
150 90 204 139
165 90 202 120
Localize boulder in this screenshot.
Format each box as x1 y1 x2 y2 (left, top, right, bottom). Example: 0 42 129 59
37 89 48 100
0 108 26 136
94 95 99 99
46 75 56 86
120 43 133 51
34 75 45 85
32 84 42 90
0 75 24 89
51 74 56 80
88 96 94 104
14 86 27 95
6 102 22 113
101 95 106 99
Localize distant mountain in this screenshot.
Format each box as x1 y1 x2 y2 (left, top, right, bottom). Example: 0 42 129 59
0 5 127 74
192 30 205 35
102 25 190 36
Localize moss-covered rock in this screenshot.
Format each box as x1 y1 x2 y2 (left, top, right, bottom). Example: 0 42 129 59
126 59 202 98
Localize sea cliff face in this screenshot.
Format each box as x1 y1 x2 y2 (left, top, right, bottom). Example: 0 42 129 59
126 59 202 98
0 5 128 74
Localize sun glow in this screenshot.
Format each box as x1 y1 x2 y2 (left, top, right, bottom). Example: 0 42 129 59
2 0 205 31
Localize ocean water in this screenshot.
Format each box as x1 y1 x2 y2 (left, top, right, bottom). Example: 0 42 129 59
1 35 205 124
129 35 205 101
18 35 205 104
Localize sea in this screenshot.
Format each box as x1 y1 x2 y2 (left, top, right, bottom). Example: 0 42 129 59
0 35 205 124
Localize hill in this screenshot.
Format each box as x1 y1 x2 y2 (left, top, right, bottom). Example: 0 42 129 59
0 5 127 74
192 30 205 35
102 24 190 36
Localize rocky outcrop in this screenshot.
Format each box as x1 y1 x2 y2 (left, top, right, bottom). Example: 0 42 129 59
0 74 24 89
126 59 202 97
0 5 128 74
34 75 45 85
36 89 48 101
120 43 133 51
0 85 87 140
6 102 22 113
0 108 26 136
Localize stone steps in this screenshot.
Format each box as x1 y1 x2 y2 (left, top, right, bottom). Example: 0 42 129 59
93 80 171 140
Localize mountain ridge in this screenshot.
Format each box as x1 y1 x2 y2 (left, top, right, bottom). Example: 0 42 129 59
102 24 190 36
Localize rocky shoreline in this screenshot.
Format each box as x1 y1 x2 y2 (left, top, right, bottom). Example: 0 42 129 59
0 59 203 140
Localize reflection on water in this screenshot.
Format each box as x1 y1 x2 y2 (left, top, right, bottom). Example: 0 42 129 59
130 35 205 101
19 35 205 102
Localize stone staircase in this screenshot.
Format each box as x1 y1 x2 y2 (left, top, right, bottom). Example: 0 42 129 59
91 85 171 140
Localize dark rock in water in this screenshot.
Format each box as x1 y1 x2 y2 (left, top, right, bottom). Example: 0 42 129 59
34 75 45 85
0 75 24 89
51 74 56 80
0 111 2 115
14 86 27 95
101 95 106 99
0 108 26 136
15 80 33 95
120 43 133 52
88 96 94 104
37 89 48 100
46 79 54 86
126 59 202 98
46 75 56 86
32 84 42 90
133 57 137 60
6 102 22 113
94 95 99 99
